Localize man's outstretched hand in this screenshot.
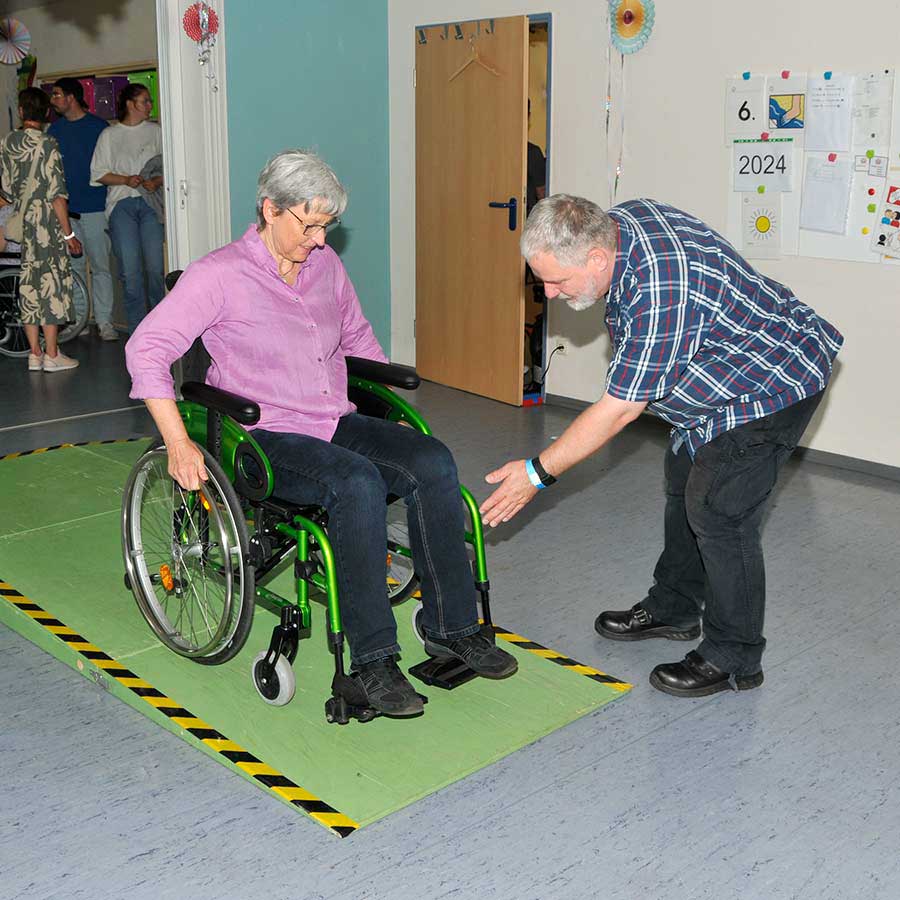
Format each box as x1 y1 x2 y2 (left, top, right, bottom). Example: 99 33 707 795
479 459 538 527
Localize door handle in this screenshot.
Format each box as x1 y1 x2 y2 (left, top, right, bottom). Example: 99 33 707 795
488 196 517 231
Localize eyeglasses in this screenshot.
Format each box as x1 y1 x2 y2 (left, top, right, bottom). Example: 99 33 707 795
283 206 341 236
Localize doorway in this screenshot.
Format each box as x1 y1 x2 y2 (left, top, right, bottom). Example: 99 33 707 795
414 13 551 407
523 16 550 404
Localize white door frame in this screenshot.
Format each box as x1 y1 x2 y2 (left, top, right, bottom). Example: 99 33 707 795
155 0 231 269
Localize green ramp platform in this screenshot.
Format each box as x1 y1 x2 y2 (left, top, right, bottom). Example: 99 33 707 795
0 441 631 836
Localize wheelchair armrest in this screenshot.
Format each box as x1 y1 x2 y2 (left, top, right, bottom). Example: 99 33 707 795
181 381 261 426
346 356 420 390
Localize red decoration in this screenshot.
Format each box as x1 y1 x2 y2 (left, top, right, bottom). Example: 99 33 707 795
182 2 219 42
827 152 837 162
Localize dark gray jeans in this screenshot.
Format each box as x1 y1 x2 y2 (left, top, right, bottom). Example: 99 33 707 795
641 392 825 675
252 414 480 667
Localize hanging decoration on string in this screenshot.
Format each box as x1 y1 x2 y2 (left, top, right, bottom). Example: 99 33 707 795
182 2 220 91
0 17 32 65
605 2 654 206
609 0 655 55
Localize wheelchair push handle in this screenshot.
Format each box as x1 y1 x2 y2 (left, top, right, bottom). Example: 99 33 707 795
346 356 420 390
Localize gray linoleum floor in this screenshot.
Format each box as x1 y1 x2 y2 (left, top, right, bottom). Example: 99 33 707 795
2 336 899 900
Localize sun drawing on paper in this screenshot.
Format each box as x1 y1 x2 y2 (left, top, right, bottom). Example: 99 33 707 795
746 206 778 241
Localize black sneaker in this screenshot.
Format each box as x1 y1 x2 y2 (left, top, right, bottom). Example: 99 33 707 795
424 631 518 678
352 656 424 717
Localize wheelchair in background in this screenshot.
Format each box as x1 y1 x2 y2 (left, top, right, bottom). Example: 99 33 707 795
0 253 90 357
121 288 496 725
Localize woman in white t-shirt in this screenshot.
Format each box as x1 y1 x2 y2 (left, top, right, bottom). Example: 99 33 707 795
90 84 164 333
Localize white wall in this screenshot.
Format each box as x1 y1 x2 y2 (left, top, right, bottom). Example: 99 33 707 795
18 0 157 77
389 0 900 468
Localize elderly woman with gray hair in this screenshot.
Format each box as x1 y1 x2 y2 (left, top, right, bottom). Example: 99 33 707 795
126 149 516 719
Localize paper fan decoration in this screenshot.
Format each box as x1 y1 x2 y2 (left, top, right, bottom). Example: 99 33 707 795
0 17 32 65
182 3 219 43
609 0 655 55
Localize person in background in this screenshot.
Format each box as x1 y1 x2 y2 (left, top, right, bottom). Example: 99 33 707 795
90 83 163 333
526 99 546 216
48 78 117 341
0 87 82 371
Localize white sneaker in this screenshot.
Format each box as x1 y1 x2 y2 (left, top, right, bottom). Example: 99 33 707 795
98 323 119 341
42 351 79 372
27 352 43 371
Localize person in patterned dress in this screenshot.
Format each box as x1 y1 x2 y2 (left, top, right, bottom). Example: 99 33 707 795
0 87 83 372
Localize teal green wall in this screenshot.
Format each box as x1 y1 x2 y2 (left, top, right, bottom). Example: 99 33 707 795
225 1 391 349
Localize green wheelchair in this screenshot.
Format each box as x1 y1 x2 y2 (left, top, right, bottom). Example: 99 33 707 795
120 356 496 724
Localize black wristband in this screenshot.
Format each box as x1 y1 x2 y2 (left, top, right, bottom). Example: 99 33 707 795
531 456 557 486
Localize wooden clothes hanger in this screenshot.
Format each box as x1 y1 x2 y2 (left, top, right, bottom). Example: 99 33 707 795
448 35 502 82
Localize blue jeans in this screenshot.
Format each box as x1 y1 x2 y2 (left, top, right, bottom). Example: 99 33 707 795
252 414 480 666
642 392 825 675
71 211 115 327
108 196 164 333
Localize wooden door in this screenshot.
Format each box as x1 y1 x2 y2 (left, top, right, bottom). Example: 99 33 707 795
415 16 528 406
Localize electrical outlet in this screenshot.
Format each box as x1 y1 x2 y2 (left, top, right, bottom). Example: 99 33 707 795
554 340 570 355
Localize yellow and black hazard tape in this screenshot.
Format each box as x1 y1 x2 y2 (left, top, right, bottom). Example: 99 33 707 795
0 437 144 463
491 624 632 691
0 579 359 837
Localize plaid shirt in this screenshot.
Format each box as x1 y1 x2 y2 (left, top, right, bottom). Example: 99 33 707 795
605 200 843 458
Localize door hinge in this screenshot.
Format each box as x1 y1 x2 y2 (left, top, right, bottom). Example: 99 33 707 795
413 318 416 337
413 68 417 88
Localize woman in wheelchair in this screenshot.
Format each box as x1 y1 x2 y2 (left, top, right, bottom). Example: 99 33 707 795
125 150 516 718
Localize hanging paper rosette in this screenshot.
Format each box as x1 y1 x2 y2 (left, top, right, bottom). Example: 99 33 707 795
0 17 32 65
182 2 219 45
182 2 220 90
609 0 655 55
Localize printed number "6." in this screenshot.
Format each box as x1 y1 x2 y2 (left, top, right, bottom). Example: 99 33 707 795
738 100 751 122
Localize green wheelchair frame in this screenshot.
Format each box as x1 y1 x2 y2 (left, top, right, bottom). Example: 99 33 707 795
121 357 495 724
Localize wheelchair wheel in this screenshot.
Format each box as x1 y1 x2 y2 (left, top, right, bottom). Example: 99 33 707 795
386 500 419 604
251 651 296 706
0 268 89 357
122 442 255 665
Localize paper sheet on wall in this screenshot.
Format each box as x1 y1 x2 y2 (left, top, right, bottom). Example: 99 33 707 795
853 69 895 150
869 181 900 255
805 74 854 152
799 154 853 234
741 194 782 259
767 73 807 138
725 75 767 146
732 138 794 192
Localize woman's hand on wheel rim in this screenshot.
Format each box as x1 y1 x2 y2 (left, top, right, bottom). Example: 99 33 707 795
167 439 208 491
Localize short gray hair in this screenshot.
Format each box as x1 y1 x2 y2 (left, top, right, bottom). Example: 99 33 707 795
256 149 348 227
521 194 617 266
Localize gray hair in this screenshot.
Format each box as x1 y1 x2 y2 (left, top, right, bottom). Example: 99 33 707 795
256 149 348 227
521 194 617 266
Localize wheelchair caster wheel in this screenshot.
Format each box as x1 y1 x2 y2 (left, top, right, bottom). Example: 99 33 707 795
411 601 426 647
251 651 296 706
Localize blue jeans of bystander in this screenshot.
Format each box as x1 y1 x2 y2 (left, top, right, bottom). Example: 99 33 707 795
108 196 164 333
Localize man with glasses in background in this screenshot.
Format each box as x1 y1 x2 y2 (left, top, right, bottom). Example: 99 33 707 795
49 78 117 340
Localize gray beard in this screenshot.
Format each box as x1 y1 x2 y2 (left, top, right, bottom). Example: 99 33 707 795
565 294 599 311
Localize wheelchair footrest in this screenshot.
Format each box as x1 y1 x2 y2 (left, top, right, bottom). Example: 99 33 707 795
408 656 479 690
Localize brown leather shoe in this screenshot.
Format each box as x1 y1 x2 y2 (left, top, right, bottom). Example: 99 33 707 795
594 604 700 642
649 650 764 698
